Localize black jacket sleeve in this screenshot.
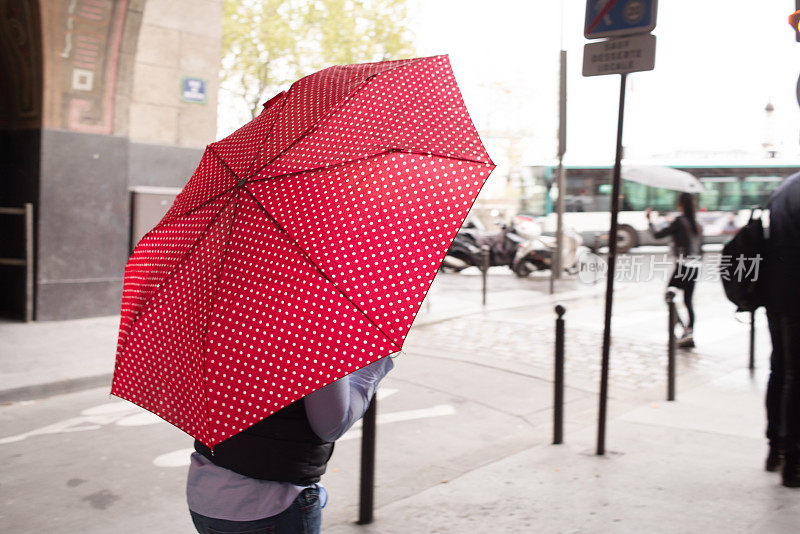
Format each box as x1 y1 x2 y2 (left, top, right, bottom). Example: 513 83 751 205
649 218 679 239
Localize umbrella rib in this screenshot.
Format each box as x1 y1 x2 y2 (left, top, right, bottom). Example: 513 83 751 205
242 57 492 182
144 148 241 237
245 88 371 180
148 185 237 236
403 164 494 346
395 148 494 167
242 86 292 180
208 145 242 180
241 187 402 352
197 188 243 446
118 190 238 357
245 150 393 184
244 59 429 181
245 148 493 186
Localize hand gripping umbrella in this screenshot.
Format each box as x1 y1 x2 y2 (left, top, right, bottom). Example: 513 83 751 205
111 56 494 447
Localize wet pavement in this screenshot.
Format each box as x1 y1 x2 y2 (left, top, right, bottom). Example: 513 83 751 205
1 254 795 533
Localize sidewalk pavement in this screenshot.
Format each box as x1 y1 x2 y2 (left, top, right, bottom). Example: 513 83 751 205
0 270 599 403
3 269 797 532
314 278 799 532
325 366 798 534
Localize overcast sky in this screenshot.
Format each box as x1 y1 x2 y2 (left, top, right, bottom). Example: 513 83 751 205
217 1 800 177
410 0 800 171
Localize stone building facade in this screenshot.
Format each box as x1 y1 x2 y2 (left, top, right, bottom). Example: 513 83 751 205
0 0 222 320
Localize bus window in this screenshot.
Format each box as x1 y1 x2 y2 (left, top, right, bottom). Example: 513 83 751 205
622 181 647 211
594 183 612 212
621 182 676 212
565 176 598 212
741 176 782 207
519 166 548 215
650 187 678 212
699 177 740 211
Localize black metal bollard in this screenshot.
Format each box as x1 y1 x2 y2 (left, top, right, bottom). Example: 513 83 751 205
357 396 377 525
749 310 756 371
553 304 566 444
665 289 677 401
480 245 490 306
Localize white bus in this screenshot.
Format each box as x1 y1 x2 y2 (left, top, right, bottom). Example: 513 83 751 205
523 164 797 252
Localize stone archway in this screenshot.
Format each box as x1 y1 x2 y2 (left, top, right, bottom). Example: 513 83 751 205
0 0 221 320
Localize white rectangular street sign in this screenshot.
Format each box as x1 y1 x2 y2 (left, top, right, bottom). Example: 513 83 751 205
582 33 656 77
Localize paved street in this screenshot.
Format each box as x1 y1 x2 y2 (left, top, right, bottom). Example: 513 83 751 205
1 254 793 533
9 3 799 532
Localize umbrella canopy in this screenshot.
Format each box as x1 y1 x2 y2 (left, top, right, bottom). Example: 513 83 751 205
621 165 704 193
111 56 494 447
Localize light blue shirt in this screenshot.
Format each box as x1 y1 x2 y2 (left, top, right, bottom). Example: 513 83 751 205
186 356 395 520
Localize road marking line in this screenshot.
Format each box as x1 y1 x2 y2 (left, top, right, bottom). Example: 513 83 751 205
151 404 457 467
339 404 457 442
376 387 398 400
0 415 114 444
154 448 195 468
116 412 164 426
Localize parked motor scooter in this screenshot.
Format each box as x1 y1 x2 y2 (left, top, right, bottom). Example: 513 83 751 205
440 224 527 273
511 227 590 277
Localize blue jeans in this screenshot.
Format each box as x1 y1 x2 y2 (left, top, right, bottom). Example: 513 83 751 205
190 487 321 534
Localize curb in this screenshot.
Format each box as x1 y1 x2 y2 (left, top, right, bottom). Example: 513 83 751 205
413 282 617 328
0 283 622 404
0 373 112 404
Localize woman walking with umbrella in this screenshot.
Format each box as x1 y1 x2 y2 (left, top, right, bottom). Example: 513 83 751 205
110 56 494 534
187 357 394 533
646 192 703 348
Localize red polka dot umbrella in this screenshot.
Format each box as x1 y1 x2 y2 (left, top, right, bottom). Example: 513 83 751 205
111 55 495 447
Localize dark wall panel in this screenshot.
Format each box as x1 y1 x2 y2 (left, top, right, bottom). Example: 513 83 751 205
37 129 129 320
35 131 205 320
37 279 122 319
129 142 203 188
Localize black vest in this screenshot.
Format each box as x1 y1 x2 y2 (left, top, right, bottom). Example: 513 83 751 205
194 398 334 486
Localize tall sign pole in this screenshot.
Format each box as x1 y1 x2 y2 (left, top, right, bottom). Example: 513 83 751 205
551 50 568 294
596 72 626 455
583 0 657 456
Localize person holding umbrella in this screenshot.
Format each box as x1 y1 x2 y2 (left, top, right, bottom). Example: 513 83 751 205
646 192 703 348
110 56 494 534
187 356 394 533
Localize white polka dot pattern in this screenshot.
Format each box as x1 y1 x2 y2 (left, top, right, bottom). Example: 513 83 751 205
257 56 491 179
252 58 421 174
159 148 238 228
114 197 238 444
116 190 235 359
111 55 495 447
210 93 286 180
249 154 491 346
203 191 398 443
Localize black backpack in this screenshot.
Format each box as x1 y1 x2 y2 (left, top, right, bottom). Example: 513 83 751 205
720 209 768 312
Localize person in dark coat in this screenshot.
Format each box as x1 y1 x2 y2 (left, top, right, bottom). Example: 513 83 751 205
646 192 703 348
763 171 800 487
